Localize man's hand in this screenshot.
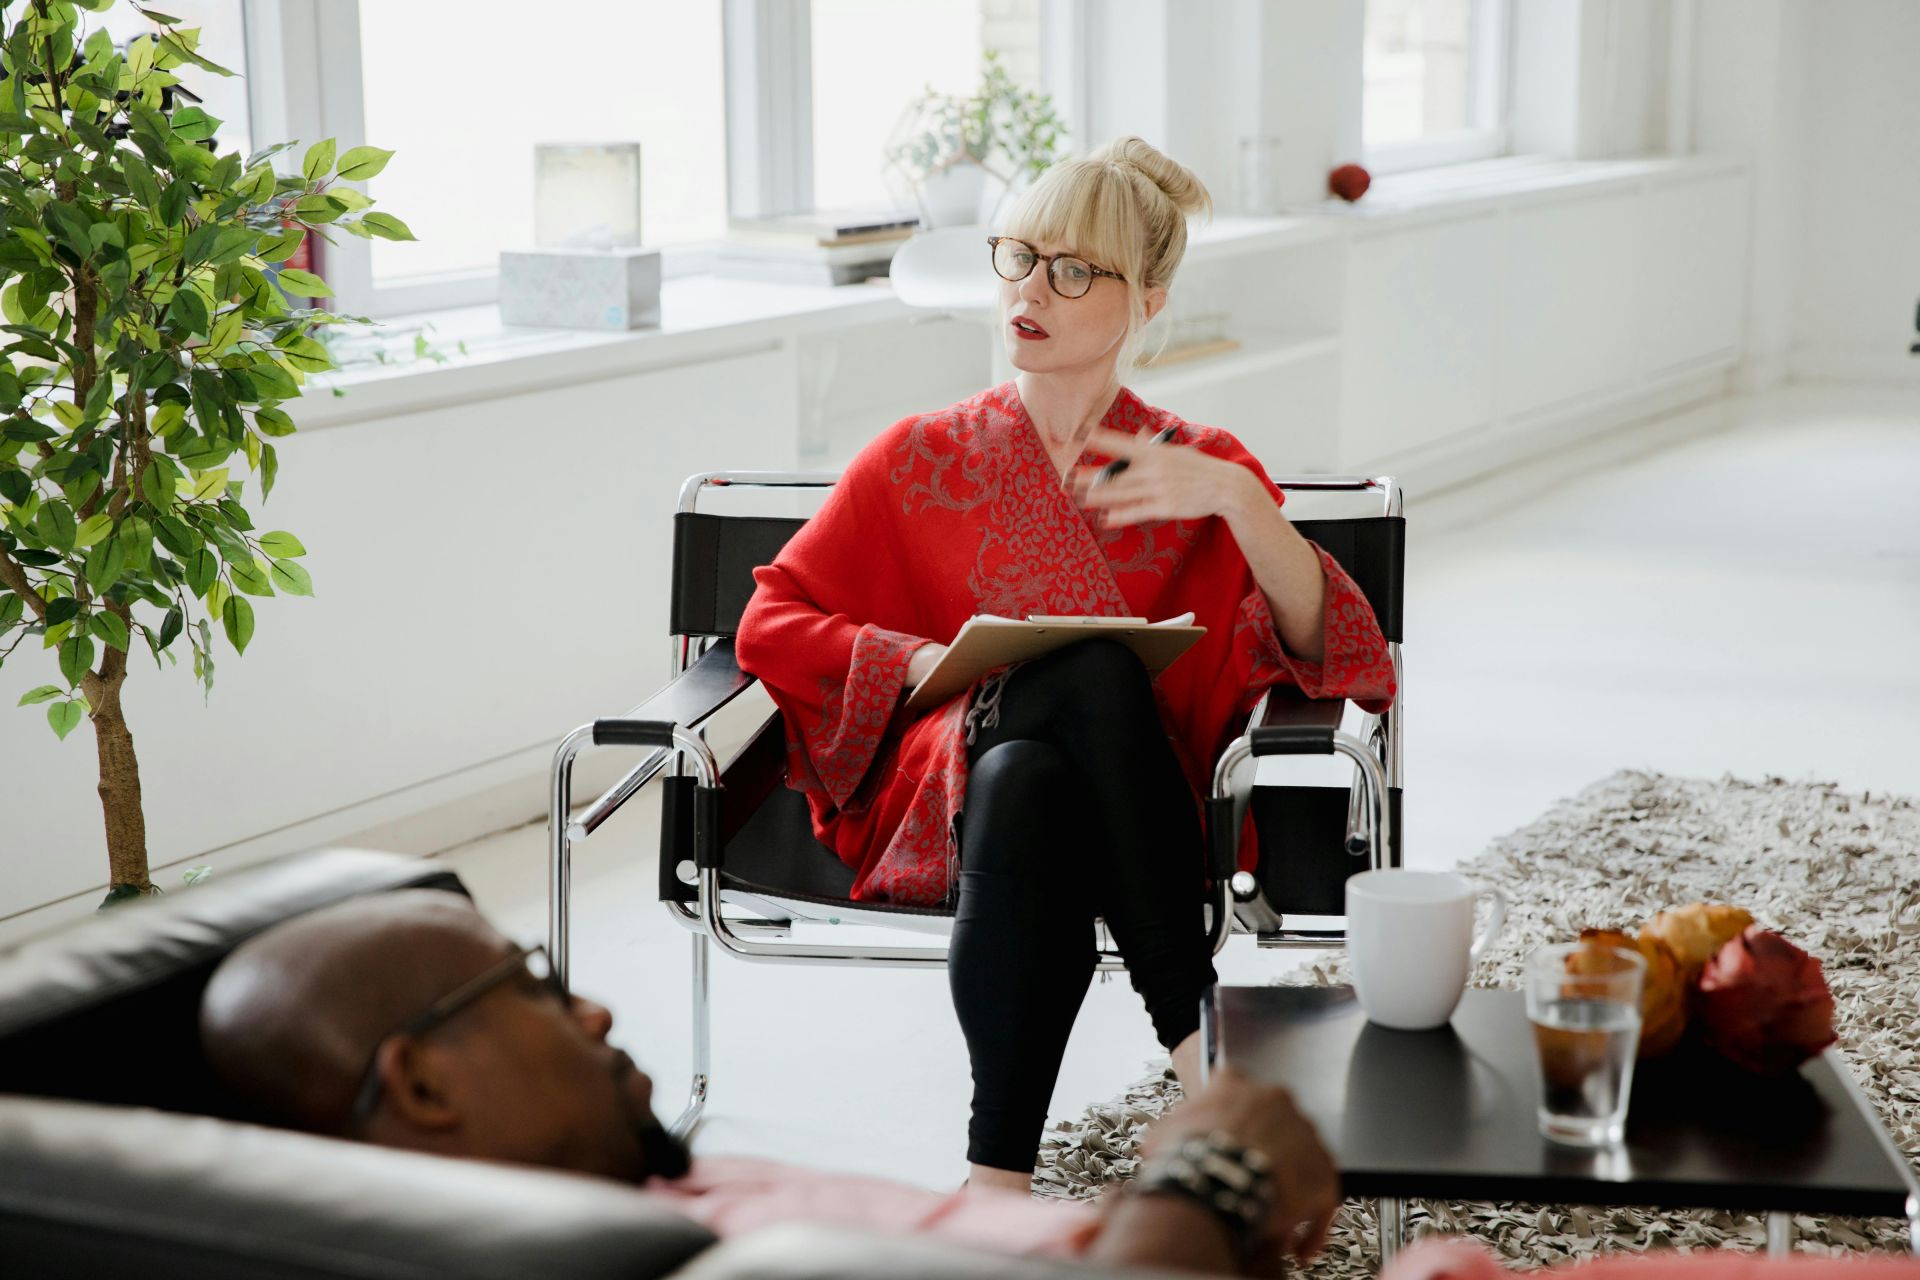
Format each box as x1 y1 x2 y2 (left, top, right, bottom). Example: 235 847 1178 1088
1141 1067 1341 1268
905 641 948 691
1066 427 1265 530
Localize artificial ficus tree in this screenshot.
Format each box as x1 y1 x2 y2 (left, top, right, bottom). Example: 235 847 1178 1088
0 0 413 900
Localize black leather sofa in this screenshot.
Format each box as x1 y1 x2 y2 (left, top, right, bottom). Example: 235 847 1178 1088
0 849 1173 1279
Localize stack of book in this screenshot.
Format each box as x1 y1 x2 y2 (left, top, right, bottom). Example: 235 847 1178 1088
713 209 920 287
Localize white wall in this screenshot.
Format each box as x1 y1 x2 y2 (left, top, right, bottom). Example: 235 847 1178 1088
1793 0 1920 384
1690 0 1920 390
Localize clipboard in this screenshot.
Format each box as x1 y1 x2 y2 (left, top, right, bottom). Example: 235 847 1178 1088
901 613 1207 713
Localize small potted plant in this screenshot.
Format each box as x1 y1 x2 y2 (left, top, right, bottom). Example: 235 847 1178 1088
884 51 1067 230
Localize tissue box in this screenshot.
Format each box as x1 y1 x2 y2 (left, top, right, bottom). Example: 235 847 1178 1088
498 246 662 329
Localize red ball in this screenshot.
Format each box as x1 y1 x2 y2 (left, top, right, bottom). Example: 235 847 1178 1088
1329 163 1371 203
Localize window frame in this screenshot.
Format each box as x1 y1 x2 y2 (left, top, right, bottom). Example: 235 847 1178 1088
244 0 1074 320
1361 0 1513 177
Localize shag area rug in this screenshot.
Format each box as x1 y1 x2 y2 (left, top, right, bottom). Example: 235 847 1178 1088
1031 770 1920 1269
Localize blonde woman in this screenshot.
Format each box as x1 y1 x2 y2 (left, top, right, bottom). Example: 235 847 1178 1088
736 136 1396 1191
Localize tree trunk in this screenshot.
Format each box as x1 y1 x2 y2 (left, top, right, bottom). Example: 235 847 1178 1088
81 640 150 893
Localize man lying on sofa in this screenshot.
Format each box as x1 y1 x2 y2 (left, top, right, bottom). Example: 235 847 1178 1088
199 889 1338 1278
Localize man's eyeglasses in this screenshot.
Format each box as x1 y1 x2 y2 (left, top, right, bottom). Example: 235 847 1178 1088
987 235 1126 300
349 943 565 1126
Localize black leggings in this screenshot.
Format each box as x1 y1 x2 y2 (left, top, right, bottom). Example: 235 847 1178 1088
947 639 1217 1172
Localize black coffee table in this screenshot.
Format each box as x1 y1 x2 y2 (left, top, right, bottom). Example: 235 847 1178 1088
1204 985 1919 1263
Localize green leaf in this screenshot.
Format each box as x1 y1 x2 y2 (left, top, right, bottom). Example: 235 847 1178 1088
119 150 162 210
334 145 395 181
253 405 297 437
293 193 344 224
276 335 330 372
141 459 177 509
84 535 126 592
75 511 115 547
167 285 209 335
208 227 260 266
185 545 217 594
34 501 76 552
59 633 95 685
151 401 188 438
190 467 229 501
221 593 254 653
0 594 23 627
168 106 220 142
47 699 85 740
257 530 306 557
358 211 417 241
206 307 243 352
254 227 304 263
155 514 196 555
260 441 279 499
302 138 337 183
45 596 82 626
89 610 129 651
269 558 313 596
18 684 63 706
158 606 184 649
230 557 275 596
158 177 192 226
273 267 332 298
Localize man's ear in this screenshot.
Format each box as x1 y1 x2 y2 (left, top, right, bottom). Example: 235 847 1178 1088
373 1036 463 1133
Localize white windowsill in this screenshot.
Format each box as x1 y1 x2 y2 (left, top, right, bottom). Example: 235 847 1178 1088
290 157 1742 430
293 215 1341 431
1285 152 1748 225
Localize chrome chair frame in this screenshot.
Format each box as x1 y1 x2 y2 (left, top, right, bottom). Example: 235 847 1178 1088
548 470 1402 1138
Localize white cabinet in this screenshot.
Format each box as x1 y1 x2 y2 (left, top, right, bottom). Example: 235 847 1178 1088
1335 156 1751 474
1498 189 1644 419
1341 214 1501 465
1639 174 1747 376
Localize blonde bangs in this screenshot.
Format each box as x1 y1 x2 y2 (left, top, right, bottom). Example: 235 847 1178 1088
1001 159 1148 287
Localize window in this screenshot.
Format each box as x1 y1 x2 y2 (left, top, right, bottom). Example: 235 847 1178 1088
288 0 1058 317
1362 0 1508 174
333 3 725 311
809 0 1042 214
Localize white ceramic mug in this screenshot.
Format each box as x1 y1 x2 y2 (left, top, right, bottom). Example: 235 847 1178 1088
1346 870 1507 1030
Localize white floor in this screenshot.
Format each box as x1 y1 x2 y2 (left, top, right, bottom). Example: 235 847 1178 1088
438 382 1920 1192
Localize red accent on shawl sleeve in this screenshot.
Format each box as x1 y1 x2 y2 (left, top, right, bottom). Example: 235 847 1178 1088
1208 434 1396 717
1235 544 1396 714
735 433 934 813
737 585 924 809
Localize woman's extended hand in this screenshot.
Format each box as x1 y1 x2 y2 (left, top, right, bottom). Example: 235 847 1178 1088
1066 426 1263 529
905 641 948 690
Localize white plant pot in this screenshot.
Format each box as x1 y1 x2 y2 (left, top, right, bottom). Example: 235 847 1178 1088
918 162 989 230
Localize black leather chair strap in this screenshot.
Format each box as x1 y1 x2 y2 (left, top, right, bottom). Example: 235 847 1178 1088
1248 725 1336 756
671 512 808 638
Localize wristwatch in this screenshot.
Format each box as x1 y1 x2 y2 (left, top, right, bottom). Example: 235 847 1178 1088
1133 1130 1276 1259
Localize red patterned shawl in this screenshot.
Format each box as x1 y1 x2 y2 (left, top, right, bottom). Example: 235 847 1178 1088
733 381 1395 906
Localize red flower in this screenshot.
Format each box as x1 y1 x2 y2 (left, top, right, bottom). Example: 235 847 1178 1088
1696 927 1837 1075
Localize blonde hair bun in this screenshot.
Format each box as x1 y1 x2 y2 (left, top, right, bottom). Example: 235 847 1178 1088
1090 135 1212 220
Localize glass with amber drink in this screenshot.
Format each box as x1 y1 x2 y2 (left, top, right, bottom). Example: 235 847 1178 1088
1525 941 1646 1146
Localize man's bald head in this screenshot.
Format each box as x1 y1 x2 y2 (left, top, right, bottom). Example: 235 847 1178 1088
198 887 682 1184
199 889 507 1135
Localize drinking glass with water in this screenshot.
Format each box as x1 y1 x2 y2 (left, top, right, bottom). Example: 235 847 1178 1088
1525 942 1647 1146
